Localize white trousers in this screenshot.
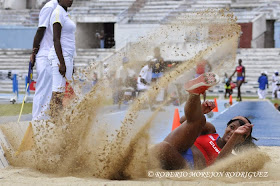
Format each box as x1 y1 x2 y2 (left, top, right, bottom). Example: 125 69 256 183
32 56 53 121
272 84 278 98
50 55 73 92
258 89 267 99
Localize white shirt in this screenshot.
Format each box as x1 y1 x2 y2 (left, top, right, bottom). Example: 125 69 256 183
272 74 279 86
48 4 76 60
36 0 58 57
137 65 152 90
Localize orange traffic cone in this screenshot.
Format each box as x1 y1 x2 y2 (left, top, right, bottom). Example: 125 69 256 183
172 108 181 131
212 98 218 112
229 95 233 105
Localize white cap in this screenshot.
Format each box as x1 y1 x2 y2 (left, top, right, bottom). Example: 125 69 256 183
264 71 268 75
275 70 278 73
146 56 155 62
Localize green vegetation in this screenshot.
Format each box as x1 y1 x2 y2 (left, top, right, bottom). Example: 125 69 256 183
0 96 279 117
268 98 280 105
0 103 32 116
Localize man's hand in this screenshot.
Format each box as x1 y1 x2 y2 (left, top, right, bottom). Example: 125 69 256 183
30 48 39 69
59 63 66 77
201 100 216 114
30 53 36 69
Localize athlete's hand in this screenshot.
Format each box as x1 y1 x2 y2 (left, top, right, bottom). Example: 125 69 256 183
233 123 253 142
59 63 66 77
201 100 216 114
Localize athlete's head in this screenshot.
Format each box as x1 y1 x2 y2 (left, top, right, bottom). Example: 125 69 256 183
238 59 242 66
223 116 257 151
59 0 73 7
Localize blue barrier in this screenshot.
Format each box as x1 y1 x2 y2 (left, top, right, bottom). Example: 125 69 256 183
12 74 18 98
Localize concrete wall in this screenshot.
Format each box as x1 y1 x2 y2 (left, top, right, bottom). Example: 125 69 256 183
252 14 266 41
115 23 159 49
76 23 104 48
3 0 27 9
251 33 265 48
75 16 117 23
0 26 36 49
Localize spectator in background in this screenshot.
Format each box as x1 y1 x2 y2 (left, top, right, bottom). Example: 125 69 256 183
258 71 269 99
152 47 167 105
272 70 279 99
230 59 246 102
152 47 165 81
96 30 105 49
195 59 212 102
30 0 58 121
137 56 154 92
92 72 98 86
114 57 136 107
103 63 110 79
224 73 233 99
48 0 76 118
137 56 154 109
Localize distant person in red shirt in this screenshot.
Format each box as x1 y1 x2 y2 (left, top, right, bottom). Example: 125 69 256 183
195 60 211 101
230 59 246 101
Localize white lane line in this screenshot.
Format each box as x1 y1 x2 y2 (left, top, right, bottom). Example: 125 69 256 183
105 110 126 116
219 102 239 115
257 137 280 140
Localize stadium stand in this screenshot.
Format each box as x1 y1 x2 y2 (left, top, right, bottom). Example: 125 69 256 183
0 49 114 92
208 48 280 96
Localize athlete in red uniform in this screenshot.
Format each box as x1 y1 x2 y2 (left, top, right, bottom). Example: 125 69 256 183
230 59 246 101
152 72 256 170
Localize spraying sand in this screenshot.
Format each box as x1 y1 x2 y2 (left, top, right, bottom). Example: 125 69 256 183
0 9 279 185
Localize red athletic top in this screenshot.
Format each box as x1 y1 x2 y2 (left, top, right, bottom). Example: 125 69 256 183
194 133 221 166
196 60 207 74
236 65 244 73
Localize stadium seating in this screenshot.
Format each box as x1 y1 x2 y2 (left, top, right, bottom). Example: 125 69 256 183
0 49 114 92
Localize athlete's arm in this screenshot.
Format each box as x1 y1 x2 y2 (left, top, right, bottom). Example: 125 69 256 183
140 78 148 85
230 68 236 78
216 123 253 160
53 22 66 77
30 27 46 68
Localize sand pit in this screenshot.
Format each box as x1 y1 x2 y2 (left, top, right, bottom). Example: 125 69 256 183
0 121 280 185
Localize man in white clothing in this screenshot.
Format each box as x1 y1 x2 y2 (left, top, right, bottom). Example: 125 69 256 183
136 56 155 110
137 56 154 91
272 70 279 98
30 0 58 121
